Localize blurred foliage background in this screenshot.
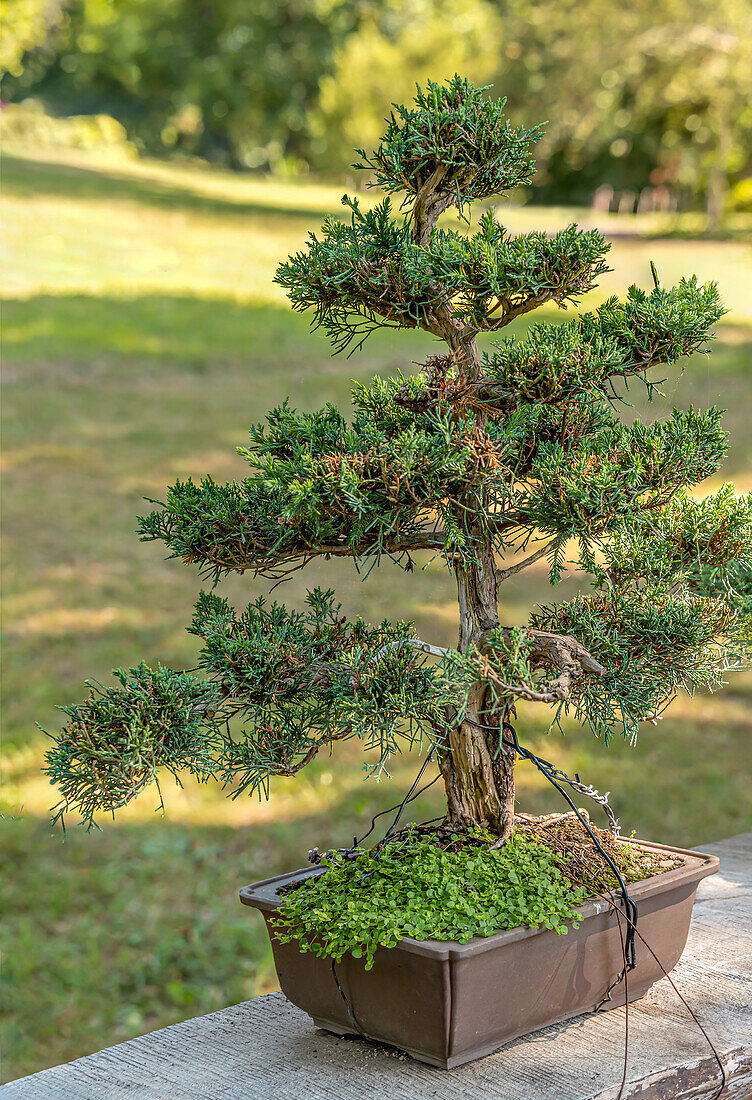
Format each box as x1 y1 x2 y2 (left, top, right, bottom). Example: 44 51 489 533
2 0 752 222
1 0 751 1084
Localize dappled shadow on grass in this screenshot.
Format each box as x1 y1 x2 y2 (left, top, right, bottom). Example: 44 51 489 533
1 292 320 367
0 769 447 1082
0 292 437 370
0 734 617 1082
2 154 340 225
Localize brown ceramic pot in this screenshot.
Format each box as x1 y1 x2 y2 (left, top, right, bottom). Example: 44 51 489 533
239 839 718 1069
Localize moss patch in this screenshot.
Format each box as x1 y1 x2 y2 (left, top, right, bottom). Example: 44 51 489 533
274 814 679 969
274 827 589 969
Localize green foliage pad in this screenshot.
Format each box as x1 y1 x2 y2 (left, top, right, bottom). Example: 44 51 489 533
42 665 221 829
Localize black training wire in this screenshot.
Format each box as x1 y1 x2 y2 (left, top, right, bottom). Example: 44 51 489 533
609 899 630 1100
503 720 638 970
464 716 638 970
381 747 438 842
624 909 727 1099
356 747 439 848
389 721 721 1096
328 719 637 968
310 750 441 869
587 882 726 1100
331 959 364 1036
508 723 638 970
323 752 442 888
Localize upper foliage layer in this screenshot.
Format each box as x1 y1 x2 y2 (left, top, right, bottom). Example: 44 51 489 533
138 396 728 579
480 277 725 407
353 75 544 215
144 263 725 581
276 199 610 353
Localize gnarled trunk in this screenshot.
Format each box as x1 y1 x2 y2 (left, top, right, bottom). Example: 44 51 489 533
440 541 516 839
412 192 516 837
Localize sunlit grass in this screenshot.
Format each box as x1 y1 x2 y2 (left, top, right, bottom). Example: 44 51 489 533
1 148 751 1083
4 150 752 320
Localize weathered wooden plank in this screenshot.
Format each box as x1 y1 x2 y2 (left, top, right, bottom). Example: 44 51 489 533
589 1047 752 1100
3 832 750 1100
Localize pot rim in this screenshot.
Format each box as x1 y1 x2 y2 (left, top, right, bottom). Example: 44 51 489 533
239 837 719 960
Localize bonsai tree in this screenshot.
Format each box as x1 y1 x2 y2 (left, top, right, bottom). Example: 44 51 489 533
44 77 751 843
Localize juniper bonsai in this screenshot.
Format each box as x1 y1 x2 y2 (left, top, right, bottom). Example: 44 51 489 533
44 77 752 839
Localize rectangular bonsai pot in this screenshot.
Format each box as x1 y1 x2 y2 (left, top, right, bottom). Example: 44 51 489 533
239 839 718 1069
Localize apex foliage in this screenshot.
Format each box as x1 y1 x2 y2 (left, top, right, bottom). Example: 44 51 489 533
353 76 544 217
44 77 751 830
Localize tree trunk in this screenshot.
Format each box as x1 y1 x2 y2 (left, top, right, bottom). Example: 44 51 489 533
440 540 516 839
706 163 726 234
411 184 517 837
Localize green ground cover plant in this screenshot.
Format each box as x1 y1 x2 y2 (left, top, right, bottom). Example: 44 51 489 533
271 814 672 970
274 829 590 969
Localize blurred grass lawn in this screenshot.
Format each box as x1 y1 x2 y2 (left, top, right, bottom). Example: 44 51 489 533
2 149 751 1081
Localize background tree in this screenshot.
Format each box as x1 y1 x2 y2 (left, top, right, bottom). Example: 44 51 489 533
4 0 750 213
2 0 360 170
309 0 502 173
494 0 752 223
0 0 63 79
43 78 751 837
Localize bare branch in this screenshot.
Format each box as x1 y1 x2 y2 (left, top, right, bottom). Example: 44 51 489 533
479 624 605 706
190 527 455 581
518 628 605 676
274 727 352 776
487 292 553 330
412 163 452 247
274 636 452 698
485 509 529 536
309 530 450 558
375 637 452 662
496 538 561 583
